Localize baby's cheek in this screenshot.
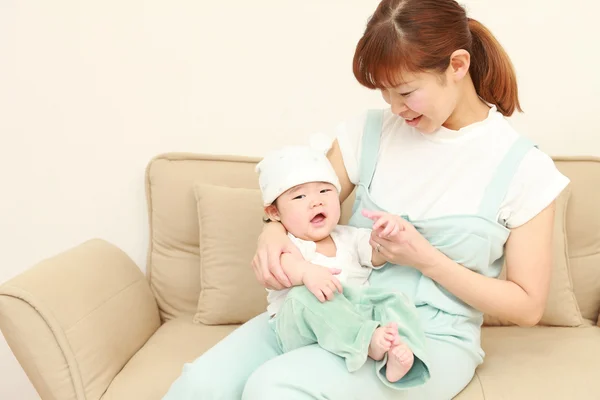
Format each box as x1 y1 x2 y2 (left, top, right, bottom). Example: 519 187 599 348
285 215 307 234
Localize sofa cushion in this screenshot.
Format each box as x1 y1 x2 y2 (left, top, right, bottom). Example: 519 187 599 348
102 320 600 400
554 157 600 322
483 185 583 327
101 317 238 400
193 184 268 325
477 325 600 399
146 154 262 321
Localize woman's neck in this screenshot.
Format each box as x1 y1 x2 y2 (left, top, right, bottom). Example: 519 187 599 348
443 74 490 131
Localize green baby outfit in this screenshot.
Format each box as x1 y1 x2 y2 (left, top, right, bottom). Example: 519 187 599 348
273 284 430 389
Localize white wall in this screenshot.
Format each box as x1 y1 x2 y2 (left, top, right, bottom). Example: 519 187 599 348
1 0 598 398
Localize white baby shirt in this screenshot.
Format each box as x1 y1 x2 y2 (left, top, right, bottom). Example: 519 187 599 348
266 225 377 316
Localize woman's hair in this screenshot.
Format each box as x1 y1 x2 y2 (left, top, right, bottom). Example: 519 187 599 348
353 0 522 116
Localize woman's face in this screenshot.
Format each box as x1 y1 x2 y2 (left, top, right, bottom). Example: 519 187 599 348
380 69 460 134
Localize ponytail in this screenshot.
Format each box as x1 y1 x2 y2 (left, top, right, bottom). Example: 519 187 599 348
468 18 522 116
353 0 522 116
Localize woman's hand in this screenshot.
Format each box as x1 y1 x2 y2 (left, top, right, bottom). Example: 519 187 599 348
362 210 442 273
251 221 301 290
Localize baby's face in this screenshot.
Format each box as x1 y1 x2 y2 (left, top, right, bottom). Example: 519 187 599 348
270 182 340 242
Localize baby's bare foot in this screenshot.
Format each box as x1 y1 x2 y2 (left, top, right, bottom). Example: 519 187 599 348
386 341 414 383
368 323 398 361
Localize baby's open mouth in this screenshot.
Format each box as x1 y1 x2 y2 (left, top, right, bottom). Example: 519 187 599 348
311 213 326 224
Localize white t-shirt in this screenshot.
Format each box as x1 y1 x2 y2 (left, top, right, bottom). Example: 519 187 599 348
266 225 378 316
334 106 570 228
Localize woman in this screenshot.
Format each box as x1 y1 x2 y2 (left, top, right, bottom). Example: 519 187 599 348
163 0 568 398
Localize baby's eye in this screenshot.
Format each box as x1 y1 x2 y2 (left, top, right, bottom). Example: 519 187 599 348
293 195 306 200
320 189 331 194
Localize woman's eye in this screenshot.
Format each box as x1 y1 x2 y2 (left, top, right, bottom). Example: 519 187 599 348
399 91 414 97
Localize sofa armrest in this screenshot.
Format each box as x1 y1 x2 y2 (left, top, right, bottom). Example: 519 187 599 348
0 239 161 400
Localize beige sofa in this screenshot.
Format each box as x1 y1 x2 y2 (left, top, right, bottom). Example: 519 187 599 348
1 153 599 400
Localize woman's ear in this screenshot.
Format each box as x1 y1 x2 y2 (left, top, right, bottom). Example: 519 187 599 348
448 49 471 82
264 205 281 222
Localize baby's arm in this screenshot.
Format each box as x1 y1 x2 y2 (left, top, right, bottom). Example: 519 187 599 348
279 253 316 286
345 226 386 269
279 254 343 302
371 247 387 267
357 212 404 268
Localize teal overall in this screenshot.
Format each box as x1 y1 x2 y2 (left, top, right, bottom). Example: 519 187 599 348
163 109 535 400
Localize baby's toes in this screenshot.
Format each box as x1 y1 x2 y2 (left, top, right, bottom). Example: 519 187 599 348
391 346 405 358
384 326 396 335
395 346 413 363
380 337 391 350
386 323 399 336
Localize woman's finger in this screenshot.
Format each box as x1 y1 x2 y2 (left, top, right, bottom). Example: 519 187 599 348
377 243 393 260
257 249 282 290
370 236 394 260
381 221 396 237
252 256 269 287
369 236 379 250
254 252 271 287
263 272 284 290
268 249 292 288
376 236 396 248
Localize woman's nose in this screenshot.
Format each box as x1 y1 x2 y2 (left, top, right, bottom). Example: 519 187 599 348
390 96 408 115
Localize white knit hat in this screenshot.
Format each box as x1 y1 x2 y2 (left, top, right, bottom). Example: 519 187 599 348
256 135 341 206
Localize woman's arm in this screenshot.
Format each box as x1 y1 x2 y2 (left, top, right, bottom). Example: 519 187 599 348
425 202 555 326
251 221 297 289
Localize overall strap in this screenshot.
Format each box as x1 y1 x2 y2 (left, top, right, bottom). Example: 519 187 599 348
358 109 384 188
478 136 537 220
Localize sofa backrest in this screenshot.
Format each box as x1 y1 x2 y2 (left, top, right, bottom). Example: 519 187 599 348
145 153 600 323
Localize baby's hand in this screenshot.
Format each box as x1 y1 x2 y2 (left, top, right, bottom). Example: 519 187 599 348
302 266 343 302
363 210 404 239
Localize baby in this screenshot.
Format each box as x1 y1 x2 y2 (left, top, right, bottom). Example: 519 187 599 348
256 143 430 387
